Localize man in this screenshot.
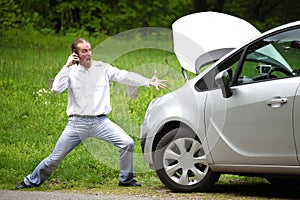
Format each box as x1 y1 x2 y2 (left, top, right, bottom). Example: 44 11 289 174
16 38 167 189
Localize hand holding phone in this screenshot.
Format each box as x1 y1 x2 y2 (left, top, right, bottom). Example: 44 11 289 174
65 52 79 67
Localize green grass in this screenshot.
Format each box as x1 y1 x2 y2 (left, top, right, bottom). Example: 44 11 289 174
2 28 297 199
0 28 184 190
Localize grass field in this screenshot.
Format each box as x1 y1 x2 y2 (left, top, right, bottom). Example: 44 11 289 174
2 28 300 199
0 28 185 190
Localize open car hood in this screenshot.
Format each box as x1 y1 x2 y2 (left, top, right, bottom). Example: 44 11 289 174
172 12 261 74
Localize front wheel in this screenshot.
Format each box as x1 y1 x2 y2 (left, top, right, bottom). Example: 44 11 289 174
154 127 220 192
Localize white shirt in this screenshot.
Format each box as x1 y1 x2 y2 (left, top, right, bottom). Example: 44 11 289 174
52 61 150 116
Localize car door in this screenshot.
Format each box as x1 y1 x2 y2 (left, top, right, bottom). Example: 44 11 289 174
205 26 300 166
206 78 299 165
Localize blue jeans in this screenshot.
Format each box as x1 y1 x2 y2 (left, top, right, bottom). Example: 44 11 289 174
24 115 134 186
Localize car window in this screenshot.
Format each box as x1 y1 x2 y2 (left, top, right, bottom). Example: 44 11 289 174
195 49 243 91
195 27 300 91
233 28 300 85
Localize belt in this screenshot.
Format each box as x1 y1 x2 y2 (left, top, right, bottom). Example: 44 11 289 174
69 114 106 118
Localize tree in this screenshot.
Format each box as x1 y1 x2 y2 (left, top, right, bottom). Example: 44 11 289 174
1 0 300 35
224 0 300 31
0 0 23 34
192 0 226 12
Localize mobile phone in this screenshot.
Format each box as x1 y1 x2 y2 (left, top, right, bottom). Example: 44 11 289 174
73 51 79 65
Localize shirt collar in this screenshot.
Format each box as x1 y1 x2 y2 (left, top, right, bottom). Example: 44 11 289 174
77 64 92 72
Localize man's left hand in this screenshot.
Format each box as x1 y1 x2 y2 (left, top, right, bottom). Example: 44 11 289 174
149 71 168 90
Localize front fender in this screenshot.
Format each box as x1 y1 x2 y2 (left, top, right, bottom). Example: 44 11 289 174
141 84 212 165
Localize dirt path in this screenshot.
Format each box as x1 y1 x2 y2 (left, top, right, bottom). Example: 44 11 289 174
2 183 300 200
0 190 162 200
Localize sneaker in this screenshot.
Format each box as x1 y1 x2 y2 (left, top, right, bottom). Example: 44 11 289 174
118 179 142 187
15 181 31 189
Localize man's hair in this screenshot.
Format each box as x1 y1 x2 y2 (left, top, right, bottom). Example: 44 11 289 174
71 38 88 53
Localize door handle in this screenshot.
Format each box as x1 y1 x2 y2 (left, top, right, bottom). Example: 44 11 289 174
267 97 288 108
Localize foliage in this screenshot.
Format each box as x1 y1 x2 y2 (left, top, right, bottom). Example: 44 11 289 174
0 0 192 35
1 0 299 36
0 0 24 33
222 0 300 31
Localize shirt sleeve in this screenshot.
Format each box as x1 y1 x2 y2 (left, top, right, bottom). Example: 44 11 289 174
51 66 71 93
106 65 150 87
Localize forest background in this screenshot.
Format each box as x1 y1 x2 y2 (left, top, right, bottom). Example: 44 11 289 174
1 0 300 36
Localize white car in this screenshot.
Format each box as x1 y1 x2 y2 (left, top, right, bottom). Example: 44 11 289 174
140 12 300 192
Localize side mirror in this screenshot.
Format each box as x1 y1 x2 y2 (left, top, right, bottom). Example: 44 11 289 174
215 69 233 98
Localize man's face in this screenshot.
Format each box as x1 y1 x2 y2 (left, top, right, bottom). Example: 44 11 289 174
77 41 92 68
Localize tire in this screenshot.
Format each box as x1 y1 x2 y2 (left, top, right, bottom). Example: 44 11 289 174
154 127 220 192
